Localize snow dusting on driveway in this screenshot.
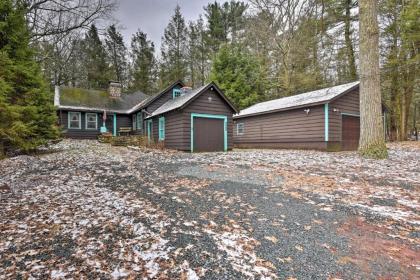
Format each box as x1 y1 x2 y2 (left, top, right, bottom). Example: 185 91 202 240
1 140 419 279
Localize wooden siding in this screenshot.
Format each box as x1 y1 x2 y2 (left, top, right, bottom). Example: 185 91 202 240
149 88 235 151
59 110 101 139
233 105 325 145
183 88 235 150
329 89 360 142
145 85 180 114
59 110 133 139
235 142 328 150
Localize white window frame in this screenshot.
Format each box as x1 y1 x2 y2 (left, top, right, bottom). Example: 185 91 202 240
68 112 81 129
136 112 142 130
85 113 98 130
237 123 244 135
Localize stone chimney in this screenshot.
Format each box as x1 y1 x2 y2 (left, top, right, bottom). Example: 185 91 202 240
108 81 122 98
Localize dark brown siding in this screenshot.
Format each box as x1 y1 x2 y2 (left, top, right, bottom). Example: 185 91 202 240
59 110 102 139
183 88 235 150
233 105 325 146
149 88 235 151
59 110 133 139
235 142 328 150
145 85 180 114
329 88 360 142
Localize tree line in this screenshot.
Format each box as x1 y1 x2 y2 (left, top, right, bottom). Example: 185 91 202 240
0 0 418 157
40 0 418 140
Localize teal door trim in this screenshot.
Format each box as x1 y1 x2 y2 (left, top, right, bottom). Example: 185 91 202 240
146 119 153 142
113 113 117 136
324 104 329 141
190 113 227 152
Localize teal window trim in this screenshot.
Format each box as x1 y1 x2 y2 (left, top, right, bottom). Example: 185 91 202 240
136 112 142 130
113 113 117 136
158 117 165 141
324 104 329 141
68 111 81 129
85 112 98 130
190 113 228 152
173 88 182 99
146 119 153 142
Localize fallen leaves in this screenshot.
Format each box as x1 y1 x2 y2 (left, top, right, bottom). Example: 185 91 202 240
264 236 278 243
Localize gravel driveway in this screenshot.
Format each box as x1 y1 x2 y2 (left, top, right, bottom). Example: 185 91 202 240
1 140 419 279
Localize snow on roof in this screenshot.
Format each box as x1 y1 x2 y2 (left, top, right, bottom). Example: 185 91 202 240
148 84 208 117
236 81 360 118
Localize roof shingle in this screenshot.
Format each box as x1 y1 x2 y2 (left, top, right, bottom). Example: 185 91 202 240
236 81 360 118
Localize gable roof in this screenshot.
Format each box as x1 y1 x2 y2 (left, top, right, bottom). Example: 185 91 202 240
148 82 238 117
132 80 184 113
235 81 360 118
55 86 150 113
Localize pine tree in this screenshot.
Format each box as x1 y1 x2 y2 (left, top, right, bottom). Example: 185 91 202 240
160 5 188 84
358 0 387 158
105 25 128 86
187 16 210 87
130 30 156 93
83 24 110 89
0 0 59 156
210 44 266 109
205 1 248 52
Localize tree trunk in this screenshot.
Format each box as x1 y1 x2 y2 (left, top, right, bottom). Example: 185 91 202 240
358 0 387 158
344 0 357 81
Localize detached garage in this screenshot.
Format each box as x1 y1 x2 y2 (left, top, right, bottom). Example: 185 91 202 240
146 82 237 152
233 81 377 151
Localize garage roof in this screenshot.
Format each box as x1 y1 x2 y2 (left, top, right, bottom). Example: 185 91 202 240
235 81 360 118
148 82 238 117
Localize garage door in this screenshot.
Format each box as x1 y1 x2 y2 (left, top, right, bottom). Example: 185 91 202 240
193 117 225 152
342 115 360 151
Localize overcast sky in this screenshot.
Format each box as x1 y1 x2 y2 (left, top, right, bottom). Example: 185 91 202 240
114 0 217 51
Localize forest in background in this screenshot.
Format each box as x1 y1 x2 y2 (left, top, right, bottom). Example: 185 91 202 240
0 0 418 157
34 0 419 141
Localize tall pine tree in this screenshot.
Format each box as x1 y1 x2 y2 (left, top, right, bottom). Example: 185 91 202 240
210 44 266 109
160 5 188 84
130 30 156 93
83 24 109 89
0 0 58 156
105 25 128 87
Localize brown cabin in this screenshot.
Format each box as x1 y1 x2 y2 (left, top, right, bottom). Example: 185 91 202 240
140 82 238 152
233 81 373 151
55 81 238 152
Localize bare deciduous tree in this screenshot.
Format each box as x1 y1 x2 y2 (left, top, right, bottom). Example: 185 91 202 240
25 0 116 41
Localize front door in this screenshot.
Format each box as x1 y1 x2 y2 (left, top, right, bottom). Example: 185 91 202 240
146 120 153 142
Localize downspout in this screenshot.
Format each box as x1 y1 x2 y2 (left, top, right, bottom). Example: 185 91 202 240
113 113 117 136
324 103 329 142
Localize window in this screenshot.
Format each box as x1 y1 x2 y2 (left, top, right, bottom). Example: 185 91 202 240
68 112 81 129
158 117 165 141
237 123 244 135
132 114 136 130
137 112 142 130
85 113 98 130
173 88 181 98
